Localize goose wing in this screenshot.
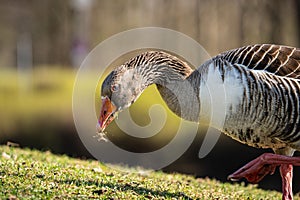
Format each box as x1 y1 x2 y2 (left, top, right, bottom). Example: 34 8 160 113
220 44 300 79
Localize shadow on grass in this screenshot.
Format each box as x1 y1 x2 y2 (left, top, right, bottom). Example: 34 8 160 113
58 178 193 199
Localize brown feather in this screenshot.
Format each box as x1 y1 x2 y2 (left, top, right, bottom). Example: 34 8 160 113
221 44 300 79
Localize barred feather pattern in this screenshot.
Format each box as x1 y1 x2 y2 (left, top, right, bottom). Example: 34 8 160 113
106 51 193 87
101 51 193 105
222 44 300 78
211 44 300 151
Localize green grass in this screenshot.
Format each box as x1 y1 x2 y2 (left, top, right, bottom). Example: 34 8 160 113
0 145 293 199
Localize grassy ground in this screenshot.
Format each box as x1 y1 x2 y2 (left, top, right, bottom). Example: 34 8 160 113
0 145 291 200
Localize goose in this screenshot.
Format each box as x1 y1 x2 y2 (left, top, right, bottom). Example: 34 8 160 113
97 44 300 200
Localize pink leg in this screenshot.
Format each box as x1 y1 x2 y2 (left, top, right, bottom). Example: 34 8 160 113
228 153 300 200
228 153 278 183
280 164 293 200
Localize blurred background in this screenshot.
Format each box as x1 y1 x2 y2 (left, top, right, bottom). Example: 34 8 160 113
1 0 300 192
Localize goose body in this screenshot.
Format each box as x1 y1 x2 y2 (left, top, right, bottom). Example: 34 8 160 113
218 45 300 153
198 50 300 153
98 44 300 199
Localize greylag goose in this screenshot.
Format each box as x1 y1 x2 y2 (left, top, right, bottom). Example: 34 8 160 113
98 44 300 200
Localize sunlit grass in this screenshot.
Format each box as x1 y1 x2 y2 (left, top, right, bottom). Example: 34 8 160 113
0 145 288 199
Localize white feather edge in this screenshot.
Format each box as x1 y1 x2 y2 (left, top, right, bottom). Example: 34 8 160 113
199 63 244 130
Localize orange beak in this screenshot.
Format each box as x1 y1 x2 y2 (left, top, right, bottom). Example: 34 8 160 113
97 96 117 132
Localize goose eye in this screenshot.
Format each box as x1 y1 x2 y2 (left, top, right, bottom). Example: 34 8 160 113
111 84 119 92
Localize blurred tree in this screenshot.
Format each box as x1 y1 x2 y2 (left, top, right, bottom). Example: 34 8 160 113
0 0 299 67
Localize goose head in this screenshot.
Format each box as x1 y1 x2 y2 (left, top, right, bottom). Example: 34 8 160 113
97 51 194 132
98 65 147 132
